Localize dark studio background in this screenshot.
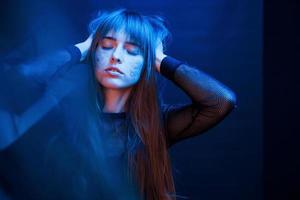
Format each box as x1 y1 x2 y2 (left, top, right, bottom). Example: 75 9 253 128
0 0 270 199
264 0 300 200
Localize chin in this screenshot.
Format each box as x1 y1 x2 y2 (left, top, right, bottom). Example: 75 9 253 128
99 79 134 90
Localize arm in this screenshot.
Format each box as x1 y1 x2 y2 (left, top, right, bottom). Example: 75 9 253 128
1 35 91 88
0 44 81 150
18 36 92 85
157 56 237 147
0 37 91 151
17 46 81 85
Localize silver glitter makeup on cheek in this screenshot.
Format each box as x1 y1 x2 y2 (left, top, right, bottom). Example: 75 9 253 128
129 65 141 78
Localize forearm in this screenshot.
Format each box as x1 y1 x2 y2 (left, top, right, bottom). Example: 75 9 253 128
18 46 81 84
160 56 237 113
155 51 167 73
21 35 92 82
0 45 81 113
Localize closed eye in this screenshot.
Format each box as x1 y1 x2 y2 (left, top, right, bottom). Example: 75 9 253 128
98 37 141 55
99 39 115 49
125 44 141 55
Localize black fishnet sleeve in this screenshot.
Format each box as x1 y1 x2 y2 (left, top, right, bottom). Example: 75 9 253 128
0 46 81 150
160 57 237 147
16 46 81 86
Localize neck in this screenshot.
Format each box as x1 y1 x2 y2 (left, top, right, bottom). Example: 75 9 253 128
102 87 132 113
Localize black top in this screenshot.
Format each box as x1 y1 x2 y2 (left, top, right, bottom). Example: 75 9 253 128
0 46 237 200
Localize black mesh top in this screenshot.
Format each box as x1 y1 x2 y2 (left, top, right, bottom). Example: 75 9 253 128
0 46 237 200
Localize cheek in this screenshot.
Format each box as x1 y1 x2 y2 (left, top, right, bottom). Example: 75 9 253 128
126 58 144 80
94 49 110 70
94 49 110 84
94 68 105 86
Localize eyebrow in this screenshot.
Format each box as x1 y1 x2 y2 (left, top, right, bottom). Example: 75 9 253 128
102 36 139 47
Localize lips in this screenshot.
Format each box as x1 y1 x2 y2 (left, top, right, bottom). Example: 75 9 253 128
104 66 124 75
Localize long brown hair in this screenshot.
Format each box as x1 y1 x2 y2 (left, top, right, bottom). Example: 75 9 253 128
87 9 175 200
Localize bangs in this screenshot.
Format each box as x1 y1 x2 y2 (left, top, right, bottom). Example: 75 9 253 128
90 9 152 52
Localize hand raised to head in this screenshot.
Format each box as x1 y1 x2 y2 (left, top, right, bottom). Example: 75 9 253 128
155 40 167 73
75 34 93 61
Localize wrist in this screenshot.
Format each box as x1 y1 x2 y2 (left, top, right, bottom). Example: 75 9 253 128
155 53 167 73
160 56 185 80
75 36 93 61
75 42 88 61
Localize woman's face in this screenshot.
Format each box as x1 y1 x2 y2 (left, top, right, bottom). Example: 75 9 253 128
94 29 144 90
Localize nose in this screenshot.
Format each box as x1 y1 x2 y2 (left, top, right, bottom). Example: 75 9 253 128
110 57 121 64
110 45 123 64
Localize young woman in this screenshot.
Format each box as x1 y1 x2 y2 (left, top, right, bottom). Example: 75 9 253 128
0 9 237 200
